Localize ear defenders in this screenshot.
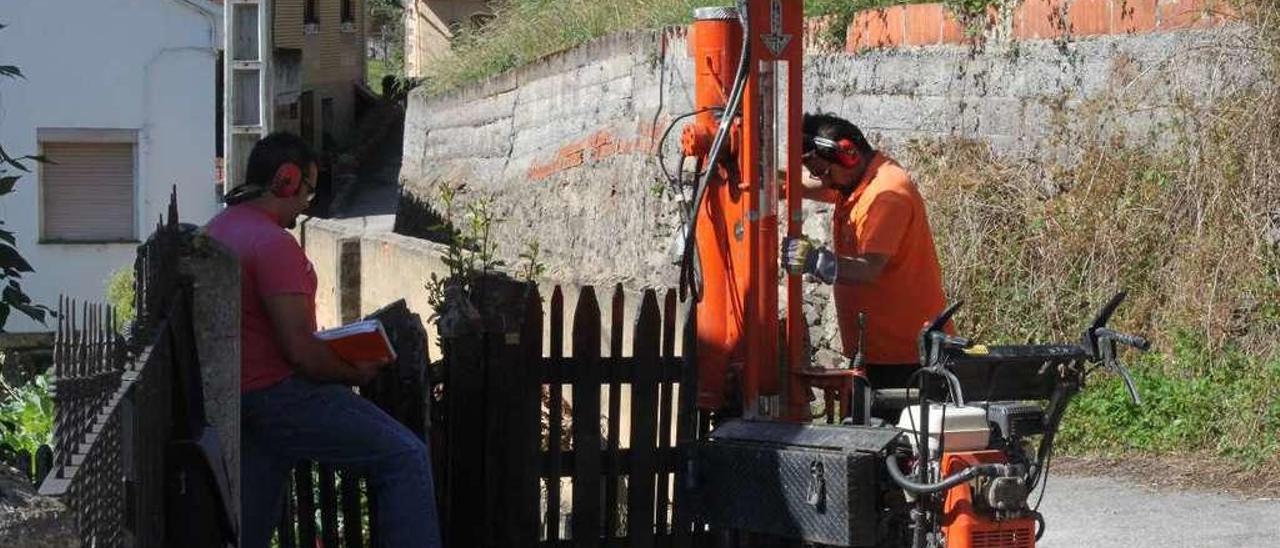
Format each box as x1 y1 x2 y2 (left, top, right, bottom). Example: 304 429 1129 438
804 135 859 168
271 163 304 198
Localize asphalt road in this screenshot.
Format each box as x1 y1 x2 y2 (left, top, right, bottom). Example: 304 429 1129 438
1037 475 1280 547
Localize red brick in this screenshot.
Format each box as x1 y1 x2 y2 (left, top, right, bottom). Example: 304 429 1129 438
905 4 946 46
855 7 906 49
941 9 967 44
1111 0 1157 33
847 12 872 52
1158 0 1207 29
1015 0 1067 40
1069 0 1113 35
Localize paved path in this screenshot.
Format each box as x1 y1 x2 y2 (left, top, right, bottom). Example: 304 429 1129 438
1038 475 1280 547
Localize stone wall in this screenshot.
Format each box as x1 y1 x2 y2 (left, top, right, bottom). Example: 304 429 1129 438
397 1 1263 357
181 237 241 528
402 2 1258 289
0 465 74 547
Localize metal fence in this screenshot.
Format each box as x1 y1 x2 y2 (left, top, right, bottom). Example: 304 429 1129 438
37 190 191 547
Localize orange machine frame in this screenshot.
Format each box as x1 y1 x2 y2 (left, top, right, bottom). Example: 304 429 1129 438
940 451 1038 548
684 1 806 420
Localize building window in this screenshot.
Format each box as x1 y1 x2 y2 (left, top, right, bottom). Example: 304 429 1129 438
341 0 354 23
38 130 137 243
305 0 318 23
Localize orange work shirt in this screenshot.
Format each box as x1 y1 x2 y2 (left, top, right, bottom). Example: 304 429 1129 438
832 153 947 365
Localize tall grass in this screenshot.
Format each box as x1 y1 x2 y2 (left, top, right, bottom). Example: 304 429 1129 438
420 0 917 95
905 1 1280 465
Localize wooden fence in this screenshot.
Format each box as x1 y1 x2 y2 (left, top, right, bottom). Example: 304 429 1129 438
272 282 713 548
438 283 712 547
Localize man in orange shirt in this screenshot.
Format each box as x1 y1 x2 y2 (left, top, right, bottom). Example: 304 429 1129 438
782 113 949 417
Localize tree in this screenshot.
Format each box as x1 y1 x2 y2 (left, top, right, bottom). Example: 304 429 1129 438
0 24 53 330
368 0 406 77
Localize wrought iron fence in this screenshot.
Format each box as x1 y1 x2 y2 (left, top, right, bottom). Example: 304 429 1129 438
37 189 190 547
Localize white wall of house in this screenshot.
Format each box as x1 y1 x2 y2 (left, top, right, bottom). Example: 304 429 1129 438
1 0 222 332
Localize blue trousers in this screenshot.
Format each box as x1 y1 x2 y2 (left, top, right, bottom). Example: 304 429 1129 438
240 376 443 548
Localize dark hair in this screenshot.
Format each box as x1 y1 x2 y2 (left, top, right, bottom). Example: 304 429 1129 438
243 132 317 189
802 112 873 156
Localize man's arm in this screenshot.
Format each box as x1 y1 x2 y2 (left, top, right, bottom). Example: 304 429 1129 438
263 294 378 385
833 253 888 284
777 170 839 203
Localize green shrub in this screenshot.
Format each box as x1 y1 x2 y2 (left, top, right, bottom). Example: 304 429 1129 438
0 374 54 472
106 267 136 327
1059 332 1280 466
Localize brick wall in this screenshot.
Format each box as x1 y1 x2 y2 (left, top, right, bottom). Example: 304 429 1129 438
847 0 1237 48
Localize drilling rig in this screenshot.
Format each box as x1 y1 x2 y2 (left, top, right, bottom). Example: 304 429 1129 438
669 2 1151 547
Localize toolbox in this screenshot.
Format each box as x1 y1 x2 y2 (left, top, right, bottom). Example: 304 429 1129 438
691 420 903 546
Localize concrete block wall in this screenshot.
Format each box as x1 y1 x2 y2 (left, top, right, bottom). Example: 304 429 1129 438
399 2 1261 357
297 217 687 360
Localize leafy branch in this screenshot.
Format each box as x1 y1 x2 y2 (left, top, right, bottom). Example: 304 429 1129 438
0 27 53 329
424 180 505 315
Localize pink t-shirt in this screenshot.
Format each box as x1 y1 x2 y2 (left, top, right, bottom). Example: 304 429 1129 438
205 204 317 392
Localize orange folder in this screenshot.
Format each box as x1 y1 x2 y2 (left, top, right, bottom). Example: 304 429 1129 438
316 319 397 364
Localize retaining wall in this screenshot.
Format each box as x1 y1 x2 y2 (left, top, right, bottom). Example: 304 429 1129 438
394 0 1262 359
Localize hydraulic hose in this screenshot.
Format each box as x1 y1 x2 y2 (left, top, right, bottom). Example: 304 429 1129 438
885 453 1006 495
679 2 752 303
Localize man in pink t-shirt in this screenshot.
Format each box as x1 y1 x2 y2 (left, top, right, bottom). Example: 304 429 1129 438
207 133 441 548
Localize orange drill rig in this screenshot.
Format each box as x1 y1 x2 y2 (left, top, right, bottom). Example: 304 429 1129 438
666 2 1151 547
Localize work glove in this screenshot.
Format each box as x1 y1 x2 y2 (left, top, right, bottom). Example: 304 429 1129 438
782 237 837 284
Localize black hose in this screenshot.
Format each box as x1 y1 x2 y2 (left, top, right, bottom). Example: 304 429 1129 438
679 2 752 303
885 453 1005 495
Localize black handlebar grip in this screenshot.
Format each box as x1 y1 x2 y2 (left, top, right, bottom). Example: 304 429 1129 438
1098 328 1151 351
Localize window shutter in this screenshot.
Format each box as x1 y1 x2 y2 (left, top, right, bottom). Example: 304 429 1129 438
41 142 135 242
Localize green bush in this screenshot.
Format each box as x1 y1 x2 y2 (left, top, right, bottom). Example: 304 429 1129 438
0 374 54 472
1059 332 1280 466
106 267 136 326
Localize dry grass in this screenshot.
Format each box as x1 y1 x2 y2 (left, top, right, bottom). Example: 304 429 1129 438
419 0 914 95
905 1 1280 464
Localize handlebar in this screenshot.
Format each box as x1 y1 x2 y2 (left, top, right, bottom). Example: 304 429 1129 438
1095 328 1150 351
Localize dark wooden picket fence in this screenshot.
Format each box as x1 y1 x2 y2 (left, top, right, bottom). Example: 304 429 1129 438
438 283 712 548
273 282 713 548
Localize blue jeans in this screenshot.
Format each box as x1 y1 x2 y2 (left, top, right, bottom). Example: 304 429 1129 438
241 376 442 548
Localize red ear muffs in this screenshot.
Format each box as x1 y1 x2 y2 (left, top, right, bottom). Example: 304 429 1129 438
807 135 859 168
271 163 303 198
832 138 858 168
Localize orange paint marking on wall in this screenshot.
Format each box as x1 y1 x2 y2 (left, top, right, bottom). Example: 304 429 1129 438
526 116 673 181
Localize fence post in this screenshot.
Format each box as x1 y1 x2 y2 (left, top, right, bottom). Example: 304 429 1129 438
656 289 678 544
440 287 487 547
508 286 544 546
571 287 603 547
629 290 662 548
672 299 699 548
604 284 625 539
294 463 318 548
545 287 566 542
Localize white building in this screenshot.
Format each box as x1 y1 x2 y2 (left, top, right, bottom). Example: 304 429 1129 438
1 0 223 332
